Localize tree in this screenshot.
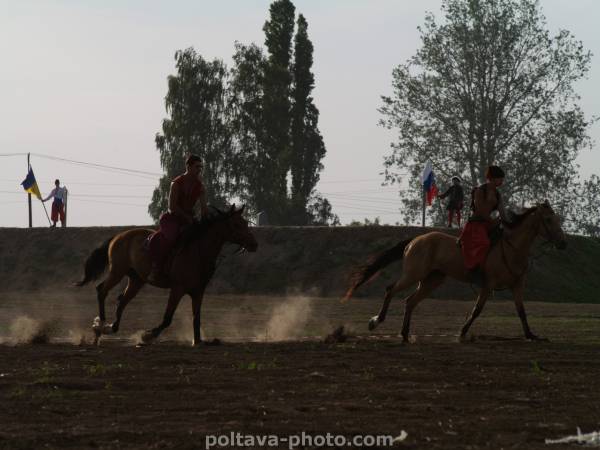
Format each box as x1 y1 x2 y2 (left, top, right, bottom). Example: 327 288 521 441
379 0 593 226
149 48 231 222
228 42 268 214
566 175 600 237
290 14 327 225
307 194 340 226
261 0 296 224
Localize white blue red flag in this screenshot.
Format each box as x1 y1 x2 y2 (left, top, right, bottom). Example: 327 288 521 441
421 161 438 206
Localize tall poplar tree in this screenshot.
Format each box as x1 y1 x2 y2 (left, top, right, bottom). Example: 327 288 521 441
261 0 296 224
290 14 326 225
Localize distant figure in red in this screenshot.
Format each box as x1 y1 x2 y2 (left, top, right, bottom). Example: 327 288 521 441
148 155 208 282
459 166 507 283
439 176 464 228
42 179 67 228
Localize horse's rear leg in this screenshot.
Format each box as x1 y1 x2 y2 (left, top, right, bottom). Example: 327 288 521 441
399 271 446 342
459 286 492 340
92 271 124 345
141 287 185 344
191 287 207 346
111 274 145 333
368 271 419 331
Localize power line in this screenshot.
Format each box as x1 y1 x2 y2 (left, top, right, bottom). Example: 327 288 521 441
70 193 149 199
0 178 155 187
30 153 162 177
67 198 148 207
0 190 152 201
328 202 401 215
325 194 402 206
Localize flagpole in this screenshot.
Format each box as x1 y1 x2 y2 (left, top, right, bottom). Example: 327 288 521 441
40 200 52 226
63 187 68 227
422 186 426 227
27 153 32 228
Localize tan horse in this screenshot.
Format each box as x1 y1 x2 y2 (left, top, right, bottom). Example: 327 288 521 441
76 205 257 345
344 201 567 342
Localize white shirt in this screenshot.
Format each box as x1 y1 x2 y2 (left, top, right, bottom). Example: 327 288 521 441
43 186 67 202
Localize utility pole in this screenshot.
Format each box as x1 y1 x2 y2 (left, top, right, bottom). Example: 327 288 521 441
27 153 32 228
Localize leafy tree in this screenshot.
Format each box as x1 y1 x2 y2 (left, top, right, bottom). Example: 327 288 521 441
564 175 600 237
379 0 593 227
261 0 296 224
348 217 382 227
228 42 267 215
307 194 340 226
290 14 327 225
149 48 231 222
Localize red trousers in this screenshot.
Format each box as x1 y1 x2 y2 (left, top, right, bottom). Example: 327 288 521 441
448 209 461 227
460 221 491 269
148 213 184 266
51 200 65 223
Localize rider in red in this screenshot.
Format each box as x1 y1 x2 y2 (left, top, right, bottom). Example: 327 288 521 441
459 165 507 284
148 154 208 282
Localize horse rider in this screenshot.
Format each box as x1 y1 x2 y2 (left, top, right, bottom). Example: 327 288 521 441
147 154 209 283
459 165 508 284
439 175 464 228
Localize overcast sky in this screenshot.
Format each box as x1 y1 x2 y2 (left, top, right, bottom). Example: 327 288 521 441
1 0 598 227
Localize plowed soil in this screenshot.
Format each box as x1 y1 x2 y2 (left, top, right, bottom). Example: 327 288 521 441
1 292 599 449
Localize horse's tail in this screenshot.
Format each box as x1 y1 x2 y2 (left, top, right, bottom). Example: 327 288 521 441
74 236 115 287
343 238 413 302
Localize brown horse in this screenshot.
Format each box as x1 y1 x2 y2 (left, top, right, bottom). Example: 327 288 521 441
344 201 567 342
76 205 258 346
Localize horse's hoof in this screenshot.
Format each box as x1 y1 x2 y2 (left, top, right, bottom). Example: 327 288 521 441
102 324 114 335
92 317 103 332
368 316 379 331
141 331 155 344
526 334 548 342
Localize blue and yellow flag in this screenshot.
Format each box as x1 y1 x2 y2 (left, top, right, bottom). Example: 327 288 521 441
21 168 42 200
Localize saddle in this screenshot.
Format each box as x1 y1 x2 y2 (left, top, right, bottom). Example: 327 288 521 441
455 222 504 249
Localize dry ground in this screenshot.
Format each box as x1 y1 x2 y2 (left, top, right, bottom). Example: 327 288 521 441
1 291 599 449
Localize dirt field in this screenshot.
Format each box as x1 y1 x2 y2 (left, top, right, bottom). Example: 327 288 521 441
1 292 599 449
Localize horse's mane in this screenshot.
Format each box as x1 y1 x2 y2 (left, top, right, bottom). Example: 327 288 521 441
503 206 538 230
179 207 233 246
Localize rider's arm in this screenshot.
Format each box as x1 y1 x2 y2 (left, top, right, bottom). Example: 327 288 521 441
168 181 192 223
438 187 450 199
198 189 209 218
42 188 55 203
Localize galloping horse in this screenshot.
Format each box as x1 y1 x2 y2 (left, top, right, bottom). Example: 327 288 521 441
344 201 567 342
76 205 258 345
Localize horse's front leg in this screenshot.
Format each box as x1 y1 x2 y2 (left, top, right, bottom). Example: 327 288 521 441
142 287 185 344
512 279 545 341
460 286 492 340
191 287 206 347
111 276 145 333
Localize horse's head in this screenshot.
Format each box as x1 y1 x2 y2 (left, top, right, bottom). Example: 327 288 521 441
536 200 567 250
221 204 258 252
